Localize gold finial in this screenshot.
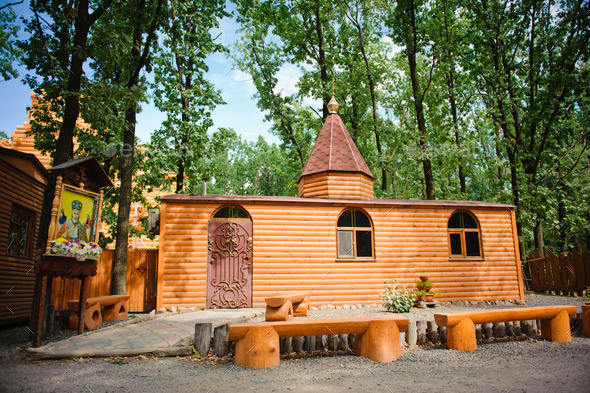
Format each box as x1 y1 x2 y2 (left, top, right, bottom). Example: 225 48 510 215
328 78 339 114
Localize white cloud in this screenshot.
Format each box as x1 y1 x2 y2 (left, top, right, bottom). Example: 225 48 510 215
381 36 403 58
273 64 301 97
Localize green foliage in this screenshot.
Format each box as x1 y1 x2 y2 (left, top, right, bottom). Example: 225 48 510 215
0 5 21 81
380 280 416 313
415 280 434 291
232 0 590 251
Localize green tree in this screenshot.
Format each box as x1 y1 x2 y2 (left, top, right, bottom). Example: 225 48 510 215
84 0 165 295
19 0 113 339
385 0 436 199
0 1 22 81
459 0 590 254
150 0 228 193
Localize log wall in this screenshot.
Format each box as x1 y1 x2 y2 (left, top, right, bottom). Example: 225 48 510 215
157 197 523 310
298 172 374 200
0 158 46 326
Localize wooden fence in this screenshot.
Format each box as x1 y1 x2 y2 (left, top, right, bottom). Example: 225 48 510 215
524 246 590 295
51 248 158 312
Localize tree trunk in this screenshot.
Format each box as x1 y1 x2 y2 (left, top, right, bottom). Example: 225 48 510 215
403 0 435 199
348 8 386 191
29 0 104 340
557 198 568 253
533 220 545 255
111 108 136 295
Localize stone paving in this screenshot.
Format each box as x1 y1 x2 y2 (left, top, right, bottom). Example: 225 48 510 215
27 308 264 359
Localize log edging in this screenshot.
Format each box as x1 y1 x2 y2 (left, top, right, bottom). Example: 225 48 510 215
194 313 584 357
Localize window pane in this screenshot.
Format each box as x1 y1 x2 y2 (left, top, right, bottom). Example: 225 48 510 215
7 226 18 255
356 230 373 257
448 213 461 228
337 230 354 258
19 216 30 256
213 206 249 219
11 212 19 224
462 213 478 229
465 231 481 256
337 210 352 227
354 210 371 227
450 233 462 255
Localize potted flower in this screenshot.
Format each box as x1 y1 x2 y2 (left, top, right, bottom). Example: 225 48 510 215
416 280 434 292
414 290 435 302
414 278 438 303
418 273 429 283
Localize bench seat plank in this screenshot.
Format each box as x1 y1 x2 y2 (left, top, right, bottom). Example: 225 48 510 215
229 315 409 340
264 293 308 308
434 305 577 351
434 305 577 327
67 295 130 311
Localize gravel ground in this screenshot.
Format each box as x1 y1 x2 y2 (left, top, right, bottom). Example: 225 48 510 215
0 294 588 393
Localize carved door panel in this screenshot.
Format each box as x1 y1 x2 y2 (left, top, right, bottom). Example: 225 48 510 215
206 220 253 308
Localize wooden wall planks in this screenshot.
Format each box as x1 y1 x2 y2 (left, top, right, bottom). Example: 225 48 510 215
157 198 522 310
0 159 46 326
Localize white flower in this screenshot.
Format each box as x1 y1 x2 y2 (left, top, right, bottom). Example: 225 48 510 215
49 239 102 261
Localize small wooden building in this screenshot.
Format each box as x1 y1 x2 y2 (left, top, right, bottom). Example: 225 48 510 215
0 147 49 325
156 97 524 309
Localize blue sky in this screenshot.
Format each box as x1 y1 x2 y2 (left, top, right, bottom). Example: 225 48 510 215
0 1 281 145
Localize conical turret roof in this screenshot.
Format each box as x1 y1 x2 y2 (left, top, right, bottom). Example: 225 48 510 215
298 111 373 182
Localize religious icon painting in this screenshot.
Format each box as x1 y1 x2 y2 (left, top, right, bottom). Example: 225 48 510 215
56 185 100 243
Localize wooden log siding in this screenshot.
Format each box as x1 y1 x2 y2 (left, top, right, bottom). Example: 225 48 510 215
157 198 523 310
298 172 374 200
0 159 46 326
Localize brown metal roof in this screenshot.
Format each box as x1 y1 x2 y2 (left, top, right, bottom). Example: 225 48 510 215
162 194 515 210
298 113 373 182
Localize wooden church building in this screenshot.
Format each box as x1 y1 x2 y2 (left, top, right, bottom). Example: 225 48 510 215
156 96 524 310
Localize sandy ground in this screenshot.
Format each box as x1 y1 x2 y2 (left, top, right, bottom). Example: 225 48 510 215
1 294 588 393
1 337 588 393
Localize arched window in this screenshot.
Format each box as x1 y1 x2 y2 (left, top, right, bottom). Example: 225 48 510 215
213 205 250 220
337 209 373 259
448 211 483 258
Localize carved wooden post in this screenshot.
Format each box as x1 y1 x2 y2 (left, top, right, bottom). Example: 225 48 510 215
234 326 280 369
354 319 401 362
46 176 63 252
446 318 477 351
540 310 571 342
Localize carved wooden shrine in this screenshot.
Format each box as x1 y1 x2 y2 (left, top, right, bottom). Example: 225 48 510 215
32 157 112 347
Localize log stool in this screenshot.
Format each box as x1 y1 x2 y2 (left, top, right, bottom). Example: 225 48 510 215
264 293 311 321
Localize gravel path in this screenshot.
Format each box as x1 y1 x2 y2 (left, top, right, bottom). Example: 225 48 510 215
0 294 588 393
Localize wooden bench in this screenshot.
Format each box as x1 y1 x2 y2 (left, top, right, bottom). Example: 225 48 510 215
434 305 577 351
264 293 311 321
228 315 409 369
68 295 130 331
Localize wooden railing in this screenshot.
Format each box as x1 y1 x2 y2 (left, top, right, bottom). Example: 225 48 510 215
524 246 590 296
51 248 158 312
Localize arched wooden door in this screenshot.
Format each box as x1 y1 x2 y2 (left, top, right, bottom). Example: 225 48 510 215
206 220 253 308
